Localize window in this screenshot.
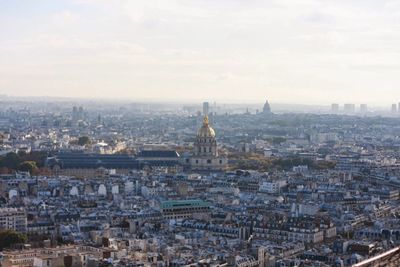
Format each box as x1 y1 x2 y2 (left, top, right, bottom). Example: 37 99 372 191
207 160 211 164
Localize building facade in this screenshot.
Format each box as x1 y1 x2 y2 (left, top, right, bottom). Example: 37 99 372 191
0 207 27 233
161 199 210 220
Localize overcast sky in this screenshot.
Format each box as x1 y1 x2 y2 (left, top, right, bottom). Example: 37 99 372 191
1 0 400 105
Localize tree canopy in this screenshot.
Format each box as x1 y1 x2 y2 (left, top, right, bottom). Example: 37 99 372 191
229 153 335 172
18 161 39 174
2 152 20 170
0 151 47 174
78 136 91 146
0 230 27 250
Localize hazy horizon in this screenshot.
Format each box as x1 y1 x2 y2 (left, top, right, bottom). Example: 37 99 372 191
1 0 400 105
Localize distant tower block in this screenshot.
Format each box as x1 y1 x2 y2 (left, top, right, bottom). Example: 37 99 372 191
72 106 78 121
331 103 339 112
344 103 355 113
360 104 368 113
203 102 209 116
391 104 397 113
263 99 272 114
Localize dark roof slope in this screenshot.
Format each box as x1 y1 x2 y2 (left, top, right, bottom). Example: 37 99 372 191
137 150 180 158
52 151 139 169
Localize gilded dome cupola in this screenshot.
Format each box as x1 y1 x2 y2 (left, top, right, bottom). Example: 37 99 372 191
197 115 216 138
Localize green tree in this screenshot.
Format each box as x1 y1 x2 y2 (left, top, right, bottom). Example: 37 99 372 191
78 136 90 146
20 151 47 168
0 230 27 250
18 161 39 174
1 152 21 170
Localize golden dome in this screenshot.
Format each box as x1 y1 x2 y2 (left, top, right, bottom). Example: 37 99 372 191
197 115 216 138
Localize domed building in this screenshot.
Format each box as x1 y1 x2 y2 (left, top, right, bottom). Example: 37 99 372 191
262 99 272 114
190 115 227 171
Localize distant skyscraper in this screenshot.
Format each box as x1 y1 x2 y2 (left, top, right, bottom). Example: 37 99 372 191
263 99 272 114
203 102 209 116
391 104 397 113
331 103 339 112
343 104 355 113
360 104 368 113
72 106 84 122
72 106 78 122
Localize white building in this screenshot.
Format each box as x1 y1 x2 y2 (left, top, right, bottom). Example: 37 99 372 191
0 207 27 232
259 180 287 193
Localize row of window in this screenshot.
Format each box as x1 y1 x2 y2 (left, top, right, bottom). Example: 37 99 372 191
194 159 224 164
198 147 213 153
198 138 214 143
163 207 209 212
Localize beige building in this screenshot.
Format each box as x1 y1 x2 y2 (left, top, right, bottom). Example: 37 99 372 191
0 207 27 233
1 246 105 267
161 199 210 220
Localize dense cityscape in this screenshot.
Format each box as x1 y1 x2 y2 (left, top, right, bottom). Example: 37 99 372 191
2 0 400 266
0 98 400 266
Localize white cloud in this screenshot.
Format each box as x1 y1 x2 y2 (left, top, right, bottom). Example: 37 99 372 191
51 10 78 23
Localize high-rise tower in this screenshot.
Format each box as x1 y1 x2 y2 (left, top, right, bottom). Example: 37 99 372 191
344 104 355 113
331 103 339 113
392 104 398 113
360 104 368 113
203 102 210 116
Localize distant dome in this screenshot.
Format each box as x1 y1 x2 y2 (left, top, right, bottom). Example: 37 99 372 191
263 100 271 113
197 116 216 138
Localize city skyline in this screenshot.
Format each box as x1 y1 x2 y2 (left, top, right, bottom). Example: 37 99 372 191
3 1 400 266
1 0 400 104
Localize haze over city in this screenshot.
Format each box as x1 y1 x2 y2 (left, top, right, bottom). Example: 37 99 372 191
1 0 400 104
3 2 400 267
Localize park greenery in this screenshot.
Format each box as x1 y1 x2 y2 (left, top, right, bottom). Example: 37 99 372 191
229 152 336 172
0 230 27 250
0 151 48 175
78 136 91 146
